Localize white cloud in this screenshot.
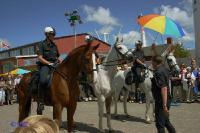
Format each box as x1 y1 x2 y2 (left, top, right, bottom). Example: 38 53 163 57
121 31 141 46
182 31 194 42
159 5 193 29
98 26 114 34
83 5 119 26
180 0 193 13
83 5 120 34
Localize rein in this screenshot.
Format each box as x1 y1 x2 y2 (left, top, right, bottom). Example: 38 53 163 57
99 45 131 67
165 55 179 71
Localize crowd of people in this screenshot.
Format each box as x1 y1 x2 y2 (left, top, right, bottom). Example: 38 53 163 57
1 58 199 106
0 74 22 106
170 58 200 104
71 57 200 105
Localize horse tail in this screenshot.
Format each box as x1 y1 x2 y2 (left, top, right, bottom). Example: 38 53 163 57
24 93 32 117
18 78 32 122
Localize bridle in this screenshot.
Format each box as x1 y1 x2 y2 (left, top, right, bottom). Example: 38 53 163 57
51 52 97 81
98 45 130 67
165 54 179 70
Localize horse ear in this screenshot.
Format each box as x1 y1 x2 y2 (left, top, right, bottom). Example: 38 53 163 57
93 43 100 50
121 37 123 43
84 43 92 53
115 37 119 45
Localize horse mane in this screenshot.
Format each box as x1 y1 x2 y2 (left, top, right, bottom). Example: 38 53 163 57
62 45 88 63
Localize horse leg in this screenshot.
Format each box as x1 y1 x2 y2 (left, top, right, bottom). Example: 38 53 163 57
67 103 77 133
98 96 104 132
105 96 112 131
53 104 62 128
152 99 155 121
114 87 121 117
123 88 129 116
145 95 151 123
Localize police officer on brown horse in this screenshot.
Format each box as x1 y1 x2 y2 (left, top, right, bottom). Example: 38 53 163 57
37 26 60 111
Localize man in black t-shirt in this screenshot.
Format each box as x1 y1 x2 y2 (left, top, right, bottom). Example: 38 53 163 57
152 56 176 133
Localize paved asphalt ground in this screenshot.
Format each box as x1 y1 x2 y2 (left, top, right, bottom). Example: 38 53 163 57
0 102 200 133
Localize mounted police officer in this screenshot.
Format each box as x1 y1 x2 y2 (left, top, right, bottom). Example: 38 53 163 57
131 40 146 87
36 26 60 111
151 55 176 133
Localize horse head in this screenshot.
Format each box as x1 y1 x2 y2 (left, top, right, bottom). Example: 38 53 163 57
166 52 180 75
60 43 100 83
79 43 100 82
161 44 180 75
114 37 132 59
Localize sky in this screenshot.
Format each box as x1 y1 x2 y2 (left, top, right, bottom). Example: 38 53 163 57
0 0 195 49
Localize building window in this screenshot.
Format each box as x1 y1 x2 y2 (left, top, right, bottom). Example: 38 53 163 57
24 58 37 66
0 52 9 59
22 46 35 55
10 49 20 57
2 62 15 73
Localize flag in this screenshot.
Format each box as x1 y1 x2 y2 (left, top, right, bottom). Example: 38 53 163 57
0 40 10 49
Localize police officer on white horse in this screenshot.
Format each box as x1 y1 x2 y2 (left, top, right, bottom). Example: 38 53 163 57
131 40 147 88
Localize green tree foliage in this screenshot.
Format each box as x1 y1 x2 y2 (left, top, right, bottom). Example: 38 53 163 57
174 44 190 58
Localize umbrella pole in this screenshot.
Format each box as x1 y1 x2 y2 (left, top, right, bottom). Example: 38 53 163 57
153 32 159 43
160 34 164 44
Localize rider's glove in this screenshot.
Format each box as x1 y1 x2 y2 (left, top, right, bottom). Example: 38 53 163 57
143 64 147 68
48 63 54 66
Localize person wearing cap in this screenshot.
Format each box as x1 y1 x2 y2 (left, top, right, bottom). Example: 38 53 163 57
36 26 60 111
131 40 146 87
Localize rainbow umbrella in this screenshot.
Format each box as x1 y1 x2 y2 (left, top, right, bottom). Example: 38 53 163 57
10 68 30 75
137 14 185 38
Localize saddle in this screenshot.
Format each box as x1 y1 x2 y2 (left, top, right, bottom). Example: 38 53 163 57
28 67 54 95
125 69 145 85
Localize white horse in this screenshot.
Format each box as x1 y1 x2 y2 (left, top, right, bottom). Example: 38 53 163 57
113 64 154 122
113 44 180 122
92 38 132 132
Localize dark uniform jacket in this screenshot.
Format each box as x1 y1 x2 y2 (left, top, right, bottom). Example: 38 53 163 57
132 49 145 67
152 65 171 106
37 40 60 65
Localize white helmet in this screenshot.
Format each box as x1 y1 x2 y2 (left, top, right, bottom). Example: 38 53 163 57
135 40 142 46
85 35 93 42
44 26 56 36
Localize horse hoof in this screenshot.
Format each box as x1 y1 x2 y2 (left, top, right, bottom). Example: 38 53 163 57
114 115 119 119
72 123 77 128
108 129 114 133
99 129 105 133
125 114 130 118
146 119 151 124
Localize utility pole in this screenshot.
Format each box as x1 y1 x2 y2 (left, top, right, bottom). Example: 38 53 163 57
65 10 83 49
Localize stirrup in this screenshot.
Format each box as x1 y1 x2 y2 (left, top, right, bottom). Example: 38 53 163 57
38 102 45 111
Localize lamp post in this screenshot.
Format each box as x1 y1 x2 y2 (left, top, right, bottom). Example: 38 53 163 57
65 10 83 49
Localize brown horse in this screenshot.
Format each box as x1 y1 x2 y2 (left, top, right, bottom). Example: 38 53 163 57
18 43 99 132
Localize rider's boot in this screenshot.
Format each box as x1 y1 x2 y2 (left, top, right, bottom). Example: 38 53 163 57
38 88 45 112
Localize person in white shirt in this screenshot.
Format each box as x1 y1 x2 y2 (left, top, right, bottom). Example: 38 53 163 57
14 75 22 103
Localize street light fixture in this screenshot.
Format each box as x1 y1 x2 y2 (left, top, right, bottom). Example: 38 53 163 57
65 10 83 49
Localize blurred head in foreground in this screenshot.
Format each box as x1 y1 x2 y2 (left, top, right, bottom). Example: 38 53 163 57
14 115 59 133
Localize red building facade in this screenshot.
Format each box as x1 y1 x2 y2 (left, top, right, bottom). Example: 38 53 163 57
0 33 111 74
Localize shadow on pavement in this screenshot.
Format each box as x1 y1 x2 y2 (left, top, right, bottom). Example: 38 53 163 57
61 121 124 133
103 114 151 124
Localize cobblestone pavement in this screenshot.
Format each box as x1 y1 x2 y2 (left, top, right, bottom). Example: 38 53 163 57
0 102 200 133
